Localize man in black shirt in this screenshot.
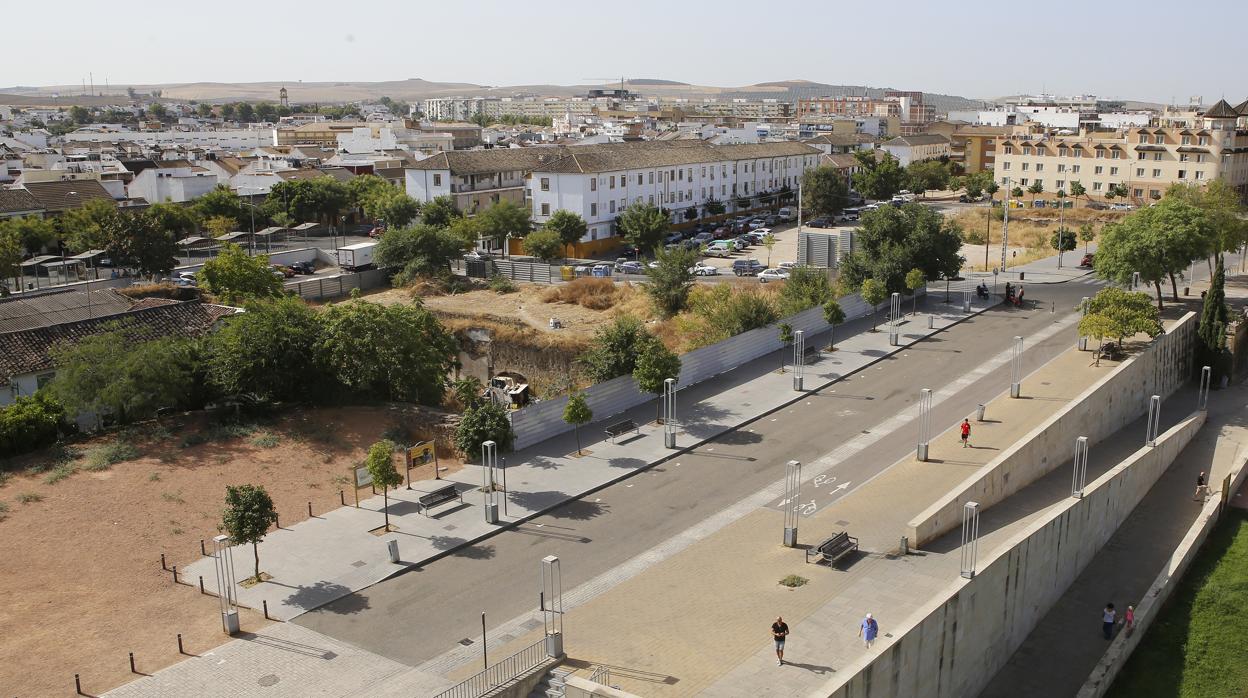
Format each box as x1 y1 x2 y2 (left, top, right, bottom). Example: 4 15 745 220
772 616 789 666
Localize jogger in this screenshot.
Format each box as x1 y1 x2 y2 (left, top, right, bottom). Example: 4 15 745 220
960 419 971 448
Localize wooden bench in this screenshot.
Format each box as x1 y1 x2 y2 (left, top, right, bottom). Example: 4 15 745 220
805 532 859 566
418 484 463 516
604 419 639 443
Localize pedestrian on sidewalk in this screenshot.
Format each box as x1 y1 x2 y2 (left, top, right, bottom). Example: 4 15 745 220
1102 603 1116 640
960 419 972 448
772 617 789 666
859 613 879 649
1124 605 1136 637
1195 471 1208 501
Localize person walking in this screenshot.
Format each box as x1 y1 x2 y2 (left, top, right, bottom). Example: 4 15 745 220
1195 471 1208 501
858 612 879 649
1102 603 1116 640
772 616 789 666
960 419 972 448
1124 605 1136 637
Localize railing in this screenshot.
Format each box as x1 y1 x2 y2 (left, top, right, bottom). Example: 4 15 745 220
434 638 551 698
588 665 612 687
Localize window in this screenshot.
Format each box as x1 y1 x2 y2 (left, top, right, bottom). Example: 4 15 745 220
610 176 616 189
677 169 683 181
1178 170 1186 179
721 185 726 195
1197 154 1208 163
590 203 597 216
1136 168 1145 177
638 174 643 185
590 178 597 191
608 200 615 213
1181 135 1191 145
1134 188 1143 198
1179 153 1190 162
1072 165 1081 173
1021 162 1030 171
540 177 550 191
1093 182 1103 191
1055 180 1065 189
649 195 654 204
1004 145 1013 155
1020 178 1028 186
648 172 654 184
1094 166 1104 175
433 173 442 186
1199 136 1210 146
1137 151 1147 160
1195 170 1205 180
540 203 550 215
1096 150 1104 159
1109 167 1118 176
701 167 706 177
1153 169 1161 177
1150 189 1161 199
1059 147 1069 156
1153 152 1163 161
1138 135 1148 144
1035 179 1043 189
1036 163 1044 172
1111 150 1121 160
1154 135 1164 144
1023 146 1032 155
1057 164 1066 173
687 168 692 180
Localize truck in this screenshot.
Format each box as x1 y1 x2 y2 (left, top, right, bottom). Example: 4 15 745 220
337 242 378 271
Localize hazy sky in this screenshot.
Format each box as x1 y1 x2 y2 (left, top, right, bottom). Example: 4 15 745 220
6 0 1246 104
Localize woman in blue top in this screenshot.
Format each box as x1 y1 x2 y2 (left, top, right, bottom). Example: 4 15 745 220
859 612 879 648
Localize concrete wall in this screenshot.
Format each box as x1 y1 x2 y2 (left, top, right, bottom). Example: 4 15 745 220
506 289 899 450
908 312 1197 546
564 675 643 698
822 411 1206 698
1076 447 1248 697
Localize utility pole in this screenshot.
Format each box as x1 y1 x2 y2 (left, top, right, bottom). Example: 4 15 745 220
1000 176 1011 274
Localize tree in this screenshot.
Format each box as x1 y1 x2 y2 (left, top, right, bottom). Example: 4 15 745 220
1166 180 1248 262
1079 224 1095 254
68 106 91 124
0 227 21 294
1011 186 1024 200
961 172 994 200
823 300 846 351
1069 181 1087 208
860 278 887 330
205 296 324 402
221 484 279 583
316 301 459 404
633 340 681 422
347 174 393 210
852 151 905 201
421 195 462 228
198 243 284 304
451 376 484 410
522 228 563 262
193 185 244 227
1095 198 1213 308
1079 287 1163 363
455 401 514 458
49 329 196 425
801 166 850 217
618 202 669 253
475 200 531 248
56 198 119 253
777 322 794 373
562 393 593 455
703 199 726 216
236 103 255 122
1197 255 1230 377
146 103 168 121
544 210 587 258
579 315 659 382
365 440 403 531
1 215 57 257
838 203 963 294
682 284 779 347
1050 227 1077 252
905 160 951 198
905 268 927 315
374 223 469 283
644 244 700 317
197 103 213 118
254 102 277 123
777 266 835 317
1027 181 1044 202
220 103 237 120
984 181 1000 202
146 202 198 239
364 189 421 228
762 233 777 267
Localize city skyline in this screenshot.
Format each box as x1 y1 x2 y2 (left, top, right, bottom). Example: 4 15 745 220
6 0 1247 105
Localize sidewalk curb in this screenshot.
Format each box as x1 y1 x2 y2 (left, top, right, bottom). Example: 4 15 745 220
303 300 1001 612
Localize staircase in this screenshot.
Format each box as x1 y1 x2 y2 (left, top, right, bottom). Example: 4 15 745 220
528 666 573 698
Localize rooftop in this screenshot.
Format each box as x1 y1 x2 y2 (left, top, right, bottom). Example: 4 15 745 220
0 188 44 215
0 288 134 333
20 179 115 213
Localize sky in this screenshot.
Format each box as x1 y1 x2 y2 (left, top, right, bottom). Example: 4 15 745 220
5 0 1246 105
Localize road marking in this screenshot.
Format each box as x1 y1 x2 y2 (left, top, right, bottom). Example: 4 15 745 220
414 310 1079 677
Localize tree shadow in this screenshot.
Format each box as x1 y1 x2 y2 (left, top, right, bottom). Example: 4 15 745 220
507 490 608 521
240 631 339 660
283 580 369 615
715 430 763 446
603 456 648 470
385 500 421 517
526 455 564 470
428 535 496 560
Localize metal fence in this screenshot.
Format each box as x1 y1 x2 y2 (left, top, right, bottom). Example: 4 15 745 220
588 665 612 687
285 268 388 301
464 258 554 284
433 638 551 698
507 288 911 450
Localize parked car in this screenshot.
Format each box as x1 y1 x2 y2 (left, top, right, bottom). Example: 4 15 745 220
464 249 492 261
1080 253 1095 268
1087 201 1109 210
732 258 764 276
289 261 315 275
665 232 684 245
704 241 734 257
747 228 772 243
807 217 832 228
689 262 719 276
777 262 798 272
270 264 296 278
1109 203 1136 211
758 268 790 283
764 215 781 227
748 218 768 230
368 226 386 239
838 208 861 221
731 237 751 251
692 232 715 246
615 261 644 275
777 207 796 221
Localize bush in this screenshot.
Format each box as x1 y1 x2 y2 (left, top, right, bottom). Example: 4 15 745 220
488 274 518 294
84 441 139 471
0 393 65 458
543 278 618 310
578 316 660 383
964 228 986 245
779 574 809 588
777 267 835 316
17 492 43 504
455 401 515 457
249 432 281 449
44 463 76 484
681 284 779 349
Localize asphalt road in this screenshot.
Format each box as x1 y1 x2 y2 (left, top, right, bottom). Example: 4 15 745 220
295 277 1096 668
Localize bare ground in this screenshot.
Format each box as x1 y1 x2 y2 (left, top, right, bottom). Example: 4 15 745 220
0 405 462 697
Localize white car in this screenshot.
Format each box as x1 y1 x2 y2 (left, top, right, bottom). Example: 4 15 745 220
758 268 790 283
689 262 719 276
777 262 798 272
1109 203 1136 211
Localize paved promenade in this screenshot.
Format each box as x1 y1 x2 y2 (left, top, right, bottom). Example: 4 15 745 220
183 295 989 622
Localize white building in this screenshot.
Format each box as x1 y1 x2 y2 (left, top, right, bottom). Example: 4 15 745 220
127 161 221 203
58 128 274 150
529 141 822 246
879 134 951 166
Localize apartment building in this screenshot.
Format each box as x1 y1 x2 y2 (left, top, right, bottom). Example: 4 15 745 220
991 100 1248 203
879 134 951 167
924 123 1008 174
668 98 792 120
405 147 569 213
798 92 934 133
127 160 220 203
529 141 822 254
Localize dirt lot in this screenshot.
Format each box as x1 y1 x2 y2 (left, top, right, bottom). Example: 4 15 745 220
0 406 462 697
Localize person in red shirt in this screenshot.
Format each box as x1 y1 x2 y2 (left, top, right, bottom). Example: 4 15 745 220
960 419 971 448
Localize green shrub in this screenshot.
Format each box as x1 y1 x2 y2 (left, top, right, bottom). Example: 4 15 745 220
779 574 808 588
16 492 43 504
43 463 77 484
488 274 518 294
249 432 281 449
0 501 9 520
0 393 66 458
84 441 140 471
455 402 515 457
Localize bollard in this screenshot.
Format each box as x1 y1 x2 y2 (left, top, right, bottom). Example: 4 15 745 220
900 536 909 555
339 489 345 506
928 314 934 329
177 633 185 655
275 513 280 530
1050 301 1055 314
172 565 179 584
75 674 83 695
161 553 167 571
263 599 271 620
308 501 313 518
129 652 136 674
199 575 205 595
200 539 207 557
976 404 986 421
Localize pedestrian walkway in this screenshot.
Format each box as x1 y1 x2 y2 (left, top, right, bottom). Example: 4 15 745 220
182 295 991 622
966 243 1099 285
439 337 1125 696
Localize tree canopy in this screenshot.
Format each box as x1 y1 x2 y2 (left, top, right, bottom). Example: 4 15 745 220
421 195 462 228
198 243 285 305
374 223 469 284
838 203 964 293
645 244 700 317
522 227 564 262
204 296 325 402
851 150 905 201
221 484 279 582
801 166 850 217
617 202 669 253
1094 197 1213 308
474 200 531 246
544 210 588 255
579 315 661 382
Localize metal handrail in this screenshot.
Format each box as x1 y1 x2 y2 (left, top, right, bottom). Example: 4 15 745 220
588 664 612 687
434 638 550 698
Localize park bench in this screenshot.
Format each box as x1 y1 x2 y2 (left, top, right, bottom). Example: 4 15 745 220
418 484 463 516
805 531 859 566
604 419 639 443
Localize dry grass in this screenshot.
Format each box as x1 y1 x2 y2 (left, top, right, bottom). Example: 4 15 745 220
542 277 622 310
953 207 1123 271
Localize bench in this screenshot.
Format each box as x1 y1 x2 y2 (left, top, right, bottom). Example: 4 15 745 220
805 532 859 566
418 484 463 516
604 419 639 443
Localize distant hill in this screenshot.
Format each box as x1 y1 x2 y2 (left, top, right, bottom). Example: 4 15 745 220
627 79 691 86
